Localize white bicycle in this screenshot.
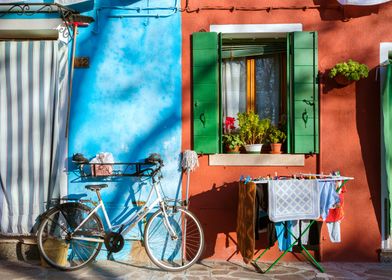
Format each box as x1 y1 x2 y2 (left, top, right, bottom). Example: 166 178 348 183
36 154 204 271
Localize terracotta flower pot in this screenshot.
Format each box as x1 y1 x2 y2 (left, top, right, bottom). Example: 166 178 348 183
225 145 240 154
270 143 282 154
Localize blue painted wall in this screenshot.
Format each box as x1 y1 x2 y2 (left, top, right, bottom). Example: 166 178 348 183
68 0 182 260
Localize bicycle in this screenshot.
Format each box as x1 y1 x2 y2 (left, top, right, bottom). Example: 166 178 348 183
36 154 204 271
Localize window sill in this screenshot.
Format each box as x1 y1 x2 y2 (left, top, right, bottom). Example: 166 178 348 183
208 154 305 166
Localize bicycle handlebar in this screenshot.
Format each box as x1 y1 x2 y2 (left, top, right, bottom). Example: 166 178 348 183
142 153 164 182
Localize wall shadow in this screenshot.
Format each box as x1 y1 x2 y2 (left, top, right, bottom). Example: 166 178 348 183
188 182 239 259
188 181 272 260
356 67 382 232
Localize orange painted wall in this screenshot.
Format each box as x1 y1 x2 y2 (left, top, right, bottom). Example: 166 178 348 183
181 0 391 262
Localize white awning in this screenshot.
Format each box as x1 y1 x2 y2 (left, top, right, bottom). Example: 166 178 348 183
338 0 391 5
55 0 94 12
0 1 94 12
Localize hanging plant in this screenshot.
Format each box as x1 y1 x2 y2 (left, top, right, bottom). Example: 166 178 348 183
329 59 369 85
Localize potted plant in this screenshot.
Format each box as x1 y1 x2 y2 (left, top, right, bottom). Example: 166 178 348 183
328 59 369 86
222 133 243 153
222 116 243 153
267 125 286 154
237 111 271 153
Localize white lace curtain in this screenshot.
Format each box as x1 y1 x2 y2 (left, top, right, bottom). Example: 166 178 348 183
222 59 246 128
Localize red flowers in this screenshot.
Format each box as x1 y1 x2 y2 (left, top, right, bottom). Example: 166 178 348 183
225 117 235 131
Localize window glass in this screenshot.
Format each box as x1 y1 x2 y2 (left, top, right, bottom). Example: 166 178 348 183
222 55 282 127
255 55 281 126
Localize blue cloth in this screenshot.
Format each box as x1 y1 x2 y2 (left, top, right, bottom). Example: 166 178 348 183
275 221 293 252
318 181 340 220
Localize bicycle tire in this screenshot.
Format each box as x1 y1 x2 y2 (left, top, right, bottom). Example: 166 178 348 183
37 202 104 270
144 207 204 271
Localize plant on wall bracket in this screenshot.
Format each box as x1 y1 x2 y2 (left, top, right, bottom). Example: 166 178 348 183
328 59 369 86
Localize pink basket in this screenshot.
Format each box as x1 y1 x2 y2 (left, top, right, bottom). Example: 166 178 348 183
91 164 113 176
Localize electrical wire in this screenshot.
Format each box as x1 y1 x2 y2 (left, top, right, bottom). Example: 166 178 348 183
182 0 342 13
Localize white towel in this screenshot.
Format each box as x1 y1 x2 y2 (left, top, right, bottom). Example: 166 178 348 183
268 180 320 222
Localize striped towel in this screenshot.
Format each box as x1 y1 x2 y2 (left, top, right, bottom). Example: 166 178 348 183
268 180 320 222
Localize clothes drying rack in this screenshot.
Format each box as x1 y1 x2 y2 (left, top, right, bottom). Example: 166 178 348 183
250 174 354 274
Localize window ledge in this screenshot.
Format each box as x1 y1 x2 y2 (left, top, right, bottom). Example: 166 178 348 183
209 154 305 166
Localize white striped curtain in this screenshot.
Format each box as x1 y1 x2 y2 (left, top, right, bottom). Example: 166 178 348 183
0 40 68 235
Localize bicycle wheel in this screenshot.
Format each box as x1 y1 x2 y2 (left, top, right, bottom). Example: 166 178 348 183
37 202 104 270
144 207 204 271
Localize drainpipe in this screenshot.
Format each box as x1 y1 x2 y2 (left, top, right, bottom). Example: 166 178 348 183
317 72 323 176
65 21 90 138
65 23 78 138
317 71 323 262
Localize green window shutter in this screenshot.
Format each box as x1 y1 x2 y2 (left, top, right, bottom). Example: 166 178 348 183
288 31 319 154
382 63 392 234
192 32 220 154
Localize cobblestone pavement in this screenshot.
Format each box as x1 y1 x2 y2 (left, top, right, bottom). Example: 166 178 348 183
0 260 392 280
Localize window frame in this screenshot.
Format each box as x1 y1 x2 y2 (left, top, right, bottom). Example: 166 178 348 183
192 24 318 156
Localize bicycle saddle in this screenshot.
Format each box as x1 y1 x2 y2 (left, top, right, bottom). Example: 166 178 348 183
85 184 108 191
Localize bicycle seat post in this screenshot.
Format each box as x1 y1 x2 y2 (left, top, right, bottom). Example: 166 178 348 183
95 189 102 201
85 184 108 202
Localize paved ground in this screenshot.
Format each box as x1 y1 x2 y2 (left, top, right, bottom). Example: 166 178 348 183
1 260 392 280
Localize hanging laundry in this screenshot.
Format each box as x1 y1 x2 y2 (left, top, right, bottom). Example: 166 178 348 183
255 183 277 247
325 184 347 243
268 180 320 222
236 180 257 263
275 221 294 252
291 220 324 246
327 221 342 243
291 220 311 245
325 184 347 222
318 181 341 221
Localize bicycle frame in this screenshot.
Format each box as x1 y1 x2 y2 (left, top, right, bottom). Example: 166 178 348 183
71 177 177 243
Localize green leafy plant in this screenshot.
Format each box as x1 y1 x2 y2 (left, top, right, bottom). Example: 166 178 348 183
328 59 369 81
222 133 244 149
267 125 287 144
237 111 271 144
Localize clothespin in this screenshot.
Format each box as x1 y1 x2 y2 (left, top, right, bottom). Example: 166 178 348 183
239 175 252 184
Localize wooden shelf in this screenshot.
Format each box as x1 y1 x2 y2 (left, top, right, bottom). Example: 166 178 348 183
208 154 305 166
